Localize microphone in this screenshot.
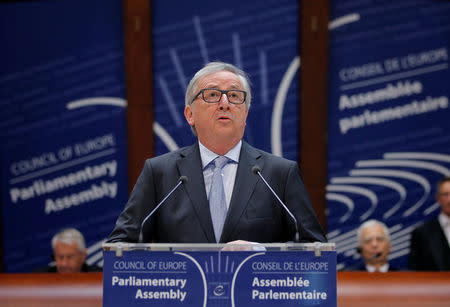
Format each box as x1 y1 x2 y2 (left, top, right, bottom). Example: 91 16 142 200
139 176 188 242
371 252 382 260
251 165 300 242
356 247 382 260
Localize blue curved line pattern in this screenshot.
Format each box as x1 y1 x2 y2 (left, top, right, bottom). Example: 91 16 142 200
326 184 377 220
326 193 354 223
66 97 127 109
334 233 359 254
259 51 269 105
326 229 342 241
157 77 183 127
66 97 181 166
328 228 356 243
329 230 362 264
231 252 265 307
388 223 419 260
424 202 440 216
331 176 406 219
174 252 208 307
355 159 450 176
328 151 450 269
271 56 300 157
328 13 360 30
193 16 209 64
86 241 106 266
350 169 430 217
153 122 179 152
86 250 103 266
269 11 360 158
327 185 378 205
384 152 450 163
337 239 358 255
169 48 187 91
232 33 242 69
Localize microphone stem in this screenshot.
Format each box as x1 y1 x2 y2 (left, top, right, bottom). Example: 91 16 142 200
256 171 299 240
140 179 183 241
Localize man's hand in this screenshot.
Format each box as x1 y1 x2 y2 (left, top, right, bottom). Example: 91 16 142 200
221 240 266 251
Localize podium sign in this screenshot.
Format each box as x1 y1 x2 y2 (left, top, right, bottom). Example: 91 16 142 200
103 243 336 307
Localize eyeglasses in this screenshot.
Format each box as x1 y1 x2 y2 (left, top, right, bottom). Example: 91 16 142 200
362 236 387 244
191 88 247 105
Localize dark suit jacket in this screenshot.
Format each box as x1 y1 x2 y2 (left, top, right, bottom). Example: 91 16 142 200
107 141 326 243
346 262 398 272
409 217 450 271
34 263 102 273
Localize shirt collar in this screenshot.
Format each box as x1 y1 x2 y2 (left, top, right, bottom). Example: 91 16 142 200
439 212 450 228
366 263 389 273
199 140 242 169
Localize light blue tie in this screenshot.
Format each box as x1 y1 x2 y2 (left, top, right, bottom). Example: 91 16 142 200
209 156 229 242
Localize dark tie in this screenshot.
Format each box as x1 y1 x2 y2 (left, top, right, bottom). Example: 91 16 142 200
209 156 229 242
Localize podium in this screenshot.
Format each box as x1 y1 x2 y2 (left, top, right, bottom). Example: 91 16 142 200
102 242 336 307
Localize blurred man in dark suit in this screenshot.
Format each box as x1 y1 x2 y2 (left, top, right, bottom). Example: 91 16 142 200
409 176 450 271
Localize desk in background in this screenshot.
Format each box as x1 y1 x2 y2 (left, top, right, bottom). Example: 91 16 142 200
0 272 449 307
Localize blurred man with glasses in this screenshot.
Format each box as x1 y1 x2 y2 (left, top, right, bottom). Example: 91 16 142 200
409 176 450 271
107 62 325 245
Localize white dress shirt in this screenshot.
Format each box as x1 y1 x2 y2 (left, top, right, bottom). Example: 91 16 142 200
199 140 241 209
438 212 450 247
366 263 389 273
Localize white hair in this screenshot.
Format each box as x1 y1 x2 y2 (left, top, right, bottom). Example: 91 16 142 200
356 219 390 244
51 228 86 252
185 61 252 108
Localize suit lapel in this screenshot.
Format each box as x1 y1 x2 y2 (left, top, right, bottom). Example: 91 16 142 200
221 142 263 242
177 143 216 243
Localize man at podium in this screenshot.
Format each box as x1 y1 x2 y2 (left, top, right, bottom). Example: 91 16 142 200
107 62 326 245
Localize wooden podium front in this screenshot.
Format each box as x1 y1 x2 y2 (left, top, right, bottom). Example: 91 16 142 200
0 273 102 307
1 272 450 307
337 271 450 307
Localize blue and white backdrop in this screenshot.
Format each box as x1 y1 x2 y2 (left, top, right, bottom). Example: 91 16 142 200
0 0 300 272
0 0 128 272
327 0 450 270
1 0 448 272
151 0 300 159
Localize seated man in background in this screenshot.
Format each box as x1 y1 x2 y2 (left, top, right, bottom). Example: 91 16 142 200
351 219 397 272
409 176 450 271
36 228 101 273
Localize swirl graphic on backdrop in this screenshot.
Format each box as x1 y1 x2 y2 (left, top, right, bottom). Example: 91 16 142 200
327 152 450 222
326 151 450 270
86 239 106 267
328 13 360 30
271 56 300 157
66 97 127 109
66 97 181 152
